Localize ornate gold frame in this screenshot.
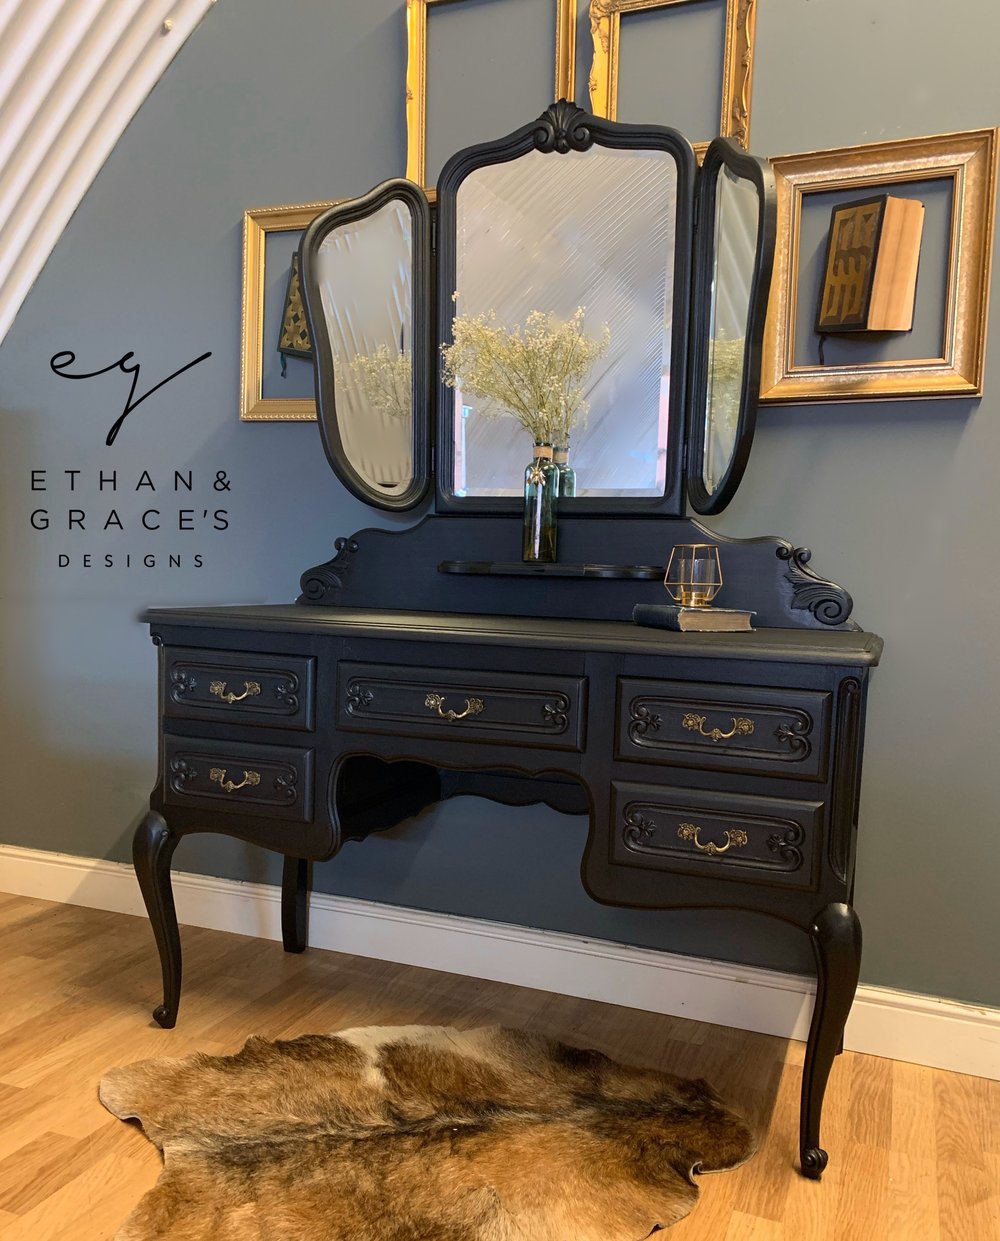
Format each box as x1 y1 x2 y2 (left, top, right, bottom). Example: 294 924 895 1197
588 0 757 149
406 0 577 187
240 200 340 421
761 129 998 404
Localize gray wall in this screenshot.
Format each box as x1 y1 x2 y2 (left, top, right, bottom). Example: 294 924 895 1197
1 0 997 1005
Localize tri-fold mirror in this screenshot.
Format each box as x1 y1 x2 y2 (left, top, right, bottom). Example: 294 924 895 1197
300 102 776 518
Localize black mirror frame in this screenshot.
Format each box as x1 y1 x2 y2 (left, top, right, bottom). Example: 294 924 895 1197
685 138 777 517
433 101 696 517
299 178 433 512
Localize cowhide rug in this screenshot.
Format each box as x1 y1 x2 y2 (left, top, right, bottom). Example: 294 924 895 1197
99 1025 755 1240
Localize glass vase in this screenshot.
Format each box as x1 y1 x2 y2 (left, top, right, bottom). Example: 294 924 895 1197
522 443 558 563
554 444 576 498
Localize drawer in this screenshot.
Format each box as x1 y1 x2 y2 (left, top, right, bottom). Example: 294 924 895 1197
164 648 315 731
617 678 830 781
611 781 822 890
337 662 586 751
164 737 313 822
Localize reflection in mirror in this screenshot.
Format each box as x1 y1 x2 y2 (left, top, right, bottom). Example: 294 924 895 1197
703 165 759 495
450 145 678 499
312 200 413 496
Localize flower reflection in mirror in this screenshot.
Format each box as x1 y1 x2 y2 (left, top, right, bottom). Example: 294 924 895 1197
704 335 745 493
348 346 413 420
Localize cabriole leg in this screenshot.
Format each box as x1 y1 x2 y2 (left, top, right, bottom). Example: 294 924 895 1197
281 856 311 953
132 810 181 1028
800 902 862 1178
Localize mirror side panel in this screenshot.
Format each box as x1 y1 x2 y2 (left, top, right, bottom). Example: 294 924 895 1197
300 179 432 512
687 139 777 516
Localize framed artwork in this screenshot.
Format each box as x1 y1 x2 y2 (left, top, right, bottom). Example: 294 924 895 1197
588 0 757 151
406 0 577 188
240 200 340 421
761 129 998 403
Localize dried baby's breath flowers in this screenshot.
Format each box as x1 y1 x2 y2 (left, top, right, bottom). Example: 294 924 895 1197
347 345 412 419
442 307 610 445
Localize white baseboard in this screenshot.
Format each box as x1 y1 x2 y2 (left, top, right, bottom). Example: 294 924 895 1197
1 843 997 1081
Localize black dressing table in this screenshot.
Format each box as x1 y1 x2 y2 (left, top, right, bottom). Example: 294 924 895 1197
132 105 882 1179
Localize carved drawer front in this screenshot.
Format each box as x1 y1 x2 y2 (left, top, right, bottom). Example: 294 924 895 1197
337 662 585 751
617 679 830 780
163 737 313 822
163 648 315 731
611 781 822 890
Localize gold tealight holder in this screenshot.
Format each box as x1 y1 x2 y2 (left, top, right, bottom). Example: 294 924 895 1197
663 543 723 608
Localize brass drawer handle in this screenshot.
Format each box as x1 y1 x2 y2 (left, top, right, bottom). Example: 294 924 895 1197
209 767 261 793
682 712 755 742
677 822 749 855
424 692 485 722
209 680 261 704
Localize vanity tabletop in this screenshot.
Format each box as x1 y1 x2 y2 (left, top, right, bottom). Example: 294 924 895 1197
143 604 883 667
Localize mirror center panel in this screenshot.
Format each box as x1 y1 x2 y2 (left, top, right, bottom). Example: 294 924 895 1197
451 146 678 500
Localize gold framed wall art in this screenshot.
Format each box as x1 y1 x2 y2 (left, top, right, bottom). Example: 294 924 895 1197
406 0 577 188
760 129 998 404
240 200 340 421
588 0 757 149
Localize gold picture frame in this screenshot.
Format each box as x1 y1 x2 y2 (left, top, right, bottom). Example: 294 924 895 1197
240 200 340 421
761 129 998 404
588 0 757 149
406 0 577 187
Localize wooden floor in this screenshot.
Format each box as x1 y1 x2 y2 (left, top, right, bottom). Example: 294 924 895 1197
0 894 996 1240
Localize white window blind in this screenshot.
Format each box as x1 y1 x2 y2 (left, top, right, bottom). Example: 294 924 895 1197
0 0 215 343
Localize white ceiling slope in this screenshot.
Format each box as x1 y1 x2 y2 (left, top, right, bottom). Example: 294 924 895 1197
0 0 216 345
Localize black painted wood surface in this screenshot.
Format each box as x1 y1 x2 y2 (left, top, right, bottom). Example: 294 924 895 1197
132 516 881 1178
296 514 858 629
